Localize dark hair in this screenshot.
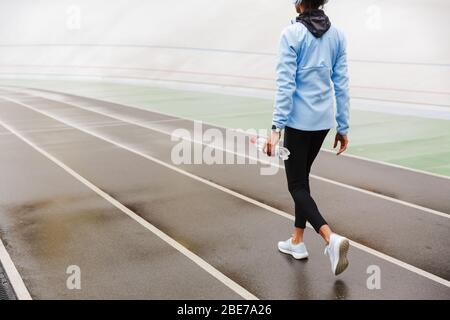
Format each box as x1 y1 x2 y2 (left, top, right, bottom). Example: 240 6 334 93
302 0 327 11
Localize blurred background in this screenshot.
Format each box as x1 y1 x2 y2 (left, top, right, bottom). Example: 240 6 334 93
0 0 449 175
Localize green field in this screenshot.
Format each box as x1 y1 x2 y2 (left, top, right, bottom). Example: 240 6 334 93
1 79 449 176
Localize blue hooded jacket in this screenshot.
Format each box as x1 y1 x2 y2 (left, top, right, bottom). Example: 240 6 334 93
272 10 350 135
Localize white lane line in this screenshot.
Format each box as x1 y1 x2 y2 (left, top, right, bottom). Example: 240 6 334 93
7 85 449 182
0 237 32 300
10 91 449 219
200 110 270 119
0 119 258 301
308 175 449 219
2 96 449 289
319 148 450 181
1 123 129 136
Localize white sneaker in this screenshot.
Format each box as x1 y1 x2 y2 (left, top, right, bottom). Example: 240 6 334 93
278 238 309 260
324 234 350 276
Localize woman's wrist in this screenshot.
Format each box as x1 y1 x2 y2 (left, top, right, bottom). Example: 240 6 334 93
271 125 282 136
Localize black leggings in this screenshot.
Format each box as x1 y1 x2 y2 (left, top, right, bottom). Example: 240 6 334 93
284 127 330 233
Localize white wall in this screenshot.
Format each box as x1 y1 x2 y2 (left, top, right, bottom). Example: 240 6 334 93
0 0 449 106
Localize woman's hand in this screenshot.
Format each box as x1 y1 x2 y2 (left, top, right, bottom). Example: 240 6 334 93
263 131 281 157
334 133 349 156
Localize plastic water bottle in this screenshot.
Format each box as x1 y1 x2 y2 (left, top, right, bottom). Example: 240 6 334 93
250 136 291 161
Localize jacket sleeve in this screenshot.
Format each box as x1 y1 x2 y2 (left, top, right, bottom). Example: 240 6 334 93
331 33 350 136
272 28 299 130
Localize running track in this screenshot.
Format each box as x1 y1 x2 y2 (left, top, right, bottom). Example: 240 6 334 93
0 87 449 299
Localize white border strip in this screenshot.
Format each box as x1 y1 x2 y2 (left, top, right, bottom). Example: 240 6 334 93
0 118 258 301
0 237 32 300
10 91 448 219
1 96 449 289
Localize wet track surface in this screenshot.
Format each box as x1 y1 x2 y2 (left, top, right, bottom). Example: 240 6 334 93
0 123 241 299
0 263 16 300
11 86 450 214
0 87 449 299
3 87 449 279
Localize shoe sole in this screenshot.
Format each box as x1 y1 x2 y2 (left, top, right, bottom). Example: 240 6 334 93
335 239 350 276
278 248 309 260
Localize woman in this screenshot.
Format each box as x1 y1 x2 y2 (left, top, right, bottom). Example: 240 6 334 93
265 0 351 276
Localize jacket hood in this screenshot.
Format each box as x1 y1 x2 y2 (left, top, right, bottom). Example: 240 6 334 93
296 9 331 38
